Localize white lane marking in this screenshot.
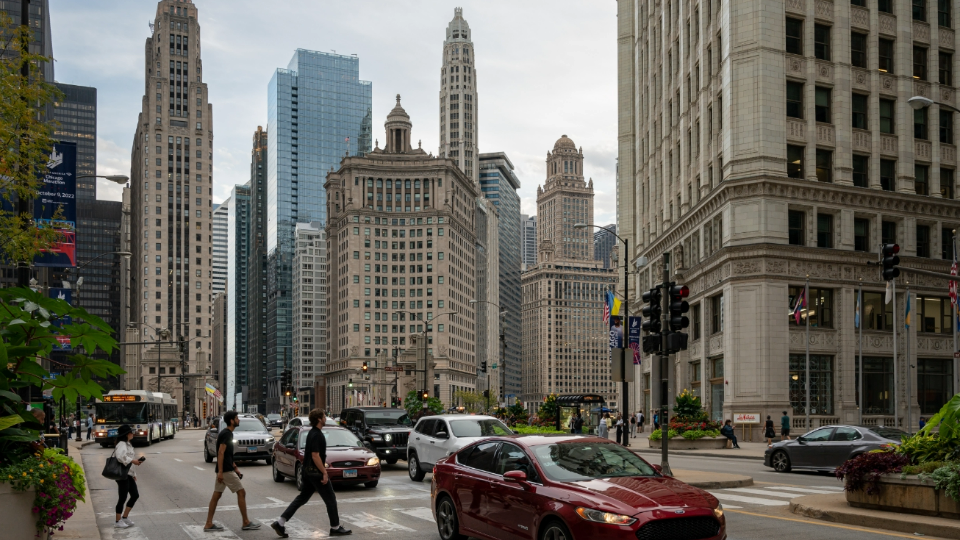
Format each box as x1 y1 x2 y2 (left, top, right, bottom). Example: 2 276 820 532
340 512 414 533
721 504 743 509
97 494 430 517
708 492 790 506
174 458 183 462
267 497 285 504
765 486 843 495
810 485 846 491
181 523 240 539
393 507 435 522
194 466 205 471
723 488 798 498
256 517 328 539
102 525 150 540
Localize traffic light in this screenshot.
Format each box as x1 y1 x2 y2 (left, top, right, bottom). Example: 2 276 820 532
666 283 690 353
481 361 487 373
284 390 291 397
348 378 353 388
642 334 662 354
422 390 429 400
881 244 901 281
362 361 368 374
292 396 298 402
483 389 490 399
641 287 663 334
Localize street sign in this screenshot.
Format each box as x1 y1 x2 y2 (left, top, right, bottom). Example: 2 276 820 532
954 351 960 359
492 363 497 369
384 366 403 372
734 413 761 424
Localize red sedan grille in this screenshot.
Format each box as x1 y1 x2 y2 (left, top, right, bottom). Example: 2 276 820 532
635 517 720 540
331 461 365 468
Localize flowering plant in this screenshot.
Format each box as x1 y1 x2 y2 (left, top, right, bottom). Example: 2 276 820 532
835 450 909 494
0 447 86 535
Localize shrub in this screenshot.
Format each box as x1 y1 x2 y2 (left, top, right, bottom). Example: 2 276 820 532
901 461 948 476
649 429 661 441
836 451 910 494
682 430 706 440
511 425 566 435
920 463 960 503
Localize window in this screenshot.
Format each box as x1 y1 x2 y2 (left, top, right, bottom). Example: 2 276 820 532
789 355 834 415
815 87 831 123
814 24 831 60
941 110 954 143
817 214 834 247
786 18 803 55
882 220 898 245
787 145 805 178
879 39 895 73
853 155 869 187
941 168 955 199
940 52 953 85
456 441 499 472
856 357 894 414
881 159 897 191
852 94 868 129
917 224 932 257
914 0 927 21
789 210 806 246
880 99 896 134
916 164 930 195
915 46 929 80
915 107 929 139
879 0 894 12
816 149 833 182
854 218 870 252
918 359 954 414
790 286 834 327
862 292 895 330
711 294 724 334
943 227 955 258
787 82 804 118
918 296 951 332
851 32 868 68
692 304 702 340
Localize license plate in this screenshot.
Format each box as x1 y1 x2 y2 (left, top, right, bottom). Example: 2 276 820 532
107 429 117 437
247 446 257 452
343 469 358 478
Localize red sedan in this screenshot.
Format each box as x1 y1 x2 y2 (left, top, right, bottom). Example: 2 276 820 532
272 425 381 490
431 435 725 540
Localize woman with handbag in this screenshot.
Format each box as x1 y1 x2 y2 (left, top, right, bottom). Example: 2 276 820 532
112 425 143 528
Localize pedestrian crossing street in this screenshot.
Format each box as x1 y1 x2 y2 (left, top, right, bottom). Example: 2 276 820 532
707 483 845 508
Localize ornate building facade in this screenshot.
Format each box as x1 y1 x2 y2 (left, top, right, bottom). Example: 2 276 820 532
439 8 479 185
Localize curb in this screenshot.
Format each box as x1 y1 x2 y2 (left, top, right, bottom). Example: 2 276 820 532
632 447 765 461
681 476 754 489
790 493 960 538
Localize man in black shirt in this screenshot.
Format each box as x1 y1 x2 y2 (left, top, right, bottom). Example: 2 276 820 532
203 411 261 532
271 409 351 537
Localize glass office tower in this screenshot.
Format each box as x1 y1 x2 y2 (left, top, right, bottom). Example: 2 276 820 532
265 49 372 413
227 183 251 409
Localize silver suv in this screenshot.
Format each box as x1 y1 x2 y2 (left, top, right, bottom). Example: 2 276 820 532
407 414 512 481
204 415 276 464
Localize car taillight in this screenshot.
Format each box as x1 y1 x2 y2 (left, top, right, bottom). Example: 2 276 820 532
433 465 437 474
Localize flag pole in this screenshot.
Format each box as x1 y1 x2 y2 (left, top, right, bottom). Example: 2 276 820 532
905 282 912 432
892 278 899 430
858 279 863 427
805 276 810 431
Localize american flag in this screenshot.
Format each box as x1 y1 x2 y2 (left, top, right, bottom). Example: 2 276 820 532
950 254 957 307
602 291 611 324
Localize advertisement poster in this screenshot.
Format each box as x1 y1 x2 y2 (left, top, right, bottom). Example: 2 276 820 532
33 142 78 268
48 287 72 350
609 315 624 349
628 316 642 365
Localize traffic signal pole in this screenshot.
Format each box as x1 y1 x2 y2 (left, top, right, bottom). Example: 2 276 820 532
659 254 673 477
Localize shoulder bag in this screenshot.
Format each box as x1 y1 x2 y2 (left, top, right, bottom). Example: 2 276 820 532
101 445 132 480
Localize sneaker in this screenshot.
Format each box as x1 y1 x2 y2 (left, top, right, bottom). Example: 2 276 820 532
242 521 262 531
270 521 289 538
203 524 225 532
330 525 353 535
122 517 135 526
114 520 130 529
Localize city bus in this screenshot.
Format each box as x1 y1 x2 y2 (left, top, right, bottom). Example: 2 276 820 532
93 390 178 446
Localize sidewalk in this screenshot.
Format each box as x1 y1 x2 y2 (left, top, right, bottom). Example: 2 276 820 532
60 438 101 540
791 492 960 538
671 469 753 489
628 436 769 461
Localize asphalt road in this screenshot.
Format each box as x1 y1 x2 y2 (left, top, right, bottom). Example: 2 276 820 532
80 430 949 540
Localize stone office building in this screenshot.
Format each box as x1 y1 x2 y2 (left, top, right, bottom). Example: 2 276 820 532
616 0 960 432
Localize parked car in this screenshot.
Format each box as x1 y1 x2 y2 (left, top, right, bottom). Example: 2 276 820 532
272 424 381 490
204 414 276 464
764 425 907 473
408 414 512 481
266 414 283 428
339 407 412 464
431 434 725 540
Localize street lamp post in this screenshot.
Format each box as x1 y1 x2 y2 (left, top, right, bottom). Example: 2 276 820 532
402 311 458 407
575 223 631 447
470 300 508 407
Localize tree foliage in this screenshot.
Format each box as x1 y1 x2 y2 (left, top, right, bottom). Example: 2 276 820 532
404 390 443 421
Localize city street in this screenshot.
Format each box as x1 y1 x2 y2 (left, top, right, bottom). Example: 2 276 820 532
78 430 947 540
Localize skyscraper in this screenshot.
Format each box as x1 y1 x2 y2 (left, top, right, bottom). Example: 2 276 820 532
247 127 268 412
227 183 251 410
0 0 54 82
129 0 214 418
439 8 479 185
266 49 372 412
521 214 537 268
594 224 618 269
478 152 522 399
53 83 97 200
291 222 326 410
212 199 228 295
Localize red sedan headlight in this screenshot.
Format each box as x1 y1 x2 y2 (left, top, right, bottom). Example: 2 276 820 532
575 507 637 526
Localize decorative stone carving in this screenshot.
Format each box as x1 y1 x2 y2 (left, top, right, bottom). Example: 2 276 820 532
942 87 954 104
766 260 787 274
787 119 805 140
880 134 898 156
817 124 835 145
916 140 932 161
689 342 701 357
787 56 805 76
940 27 956 49
942 144 957 165
733 261 761 274
915 337 952 351
816 61 833 83
914 21 930 43
880 74 896 93
851 6 869 29
879 14 897 36
853 130 871 151
852 68 869 89
915 81 930 98
786 0 804 14
710 335 723 353
814 0 833 20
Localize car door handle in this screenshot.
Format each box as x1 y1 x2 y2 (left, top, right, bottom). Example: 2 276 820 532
430 441 436 444
415 437 420 440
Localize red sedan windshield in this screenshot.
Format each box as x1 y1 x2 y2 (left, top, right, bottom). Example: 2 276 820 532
531 441 658 481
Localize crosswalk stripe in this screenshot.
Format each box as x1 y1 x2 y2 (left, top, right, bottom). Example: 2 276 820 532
341 511 415 533
103 524 150 540
765 486 843 495
810 485 845 491
722 488 798 498
267 497 285 504
708 492 790 506
194 466 205 471
97 494 429 518
255 517 328 538
393 507 435 522
180 523 240 540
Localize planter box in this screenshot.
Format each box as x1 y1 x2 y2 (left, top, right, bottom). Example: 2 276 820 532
0 483 49 540
845 474 960 519
648 437 728 450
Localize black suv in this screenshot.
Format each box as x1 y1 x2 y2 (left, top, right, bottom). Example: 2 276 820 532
339 407 412 464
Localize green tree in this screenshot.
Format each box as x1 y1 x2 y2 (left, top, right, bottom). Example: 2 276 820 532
507 398 529 424
0 12 65 266
404 390 442 421
537 393 560 424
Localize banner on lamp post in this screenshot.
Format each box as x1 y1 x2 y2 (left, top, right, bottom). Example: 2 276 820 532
34 142 78 268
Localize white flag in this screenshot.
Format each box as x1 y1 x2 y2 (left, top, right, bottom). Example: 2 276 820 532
884 280 892 304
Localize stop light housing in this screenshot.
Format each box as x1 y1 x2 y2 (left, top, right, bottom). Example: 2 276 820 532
348 378 353 388
362 361 368 373
422 391 429 400
642 334 662 354
641 287 663 333
481 361 487 373
881 244 901 281
668 283 690 331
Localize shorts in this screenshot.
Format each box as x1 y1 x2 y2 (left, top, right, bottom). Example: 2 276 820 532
781 428 790 436
214 471 244 493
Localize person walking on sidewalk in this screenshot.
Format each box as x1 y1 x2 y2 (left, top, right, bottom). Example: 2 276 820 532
720 419 741 448
637 410 645 434
615 414 623 443
113 425 143 528
271 409 351 537
203 411 261 532
629 413 637 438
764 415 776 446
86 414 93 440
780 411 791 441
598 413 609 439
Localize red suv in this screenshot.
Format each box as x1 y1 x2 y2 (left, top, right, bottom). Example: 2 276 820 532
272 425 381 490
431 435 726 540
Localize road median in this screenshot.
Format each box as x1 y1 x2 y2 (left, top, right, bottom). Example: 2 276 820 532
671 469 753 489
790 492 960 538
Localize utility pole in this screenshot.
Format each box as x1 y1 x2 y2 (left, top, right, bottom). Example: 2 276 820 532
16 0 31 288
659 253 672 477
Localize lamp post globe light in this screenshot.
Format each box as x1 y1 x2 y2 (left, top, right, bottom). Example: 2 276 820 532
908 95 960 113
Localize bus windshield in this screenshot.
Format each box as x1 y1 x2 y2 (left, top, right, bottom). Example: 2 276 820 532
95 403 147 424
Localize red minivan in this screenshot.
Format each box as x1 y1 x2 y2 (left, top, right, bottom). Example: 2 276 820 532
431 434 725 540
272 425 381 490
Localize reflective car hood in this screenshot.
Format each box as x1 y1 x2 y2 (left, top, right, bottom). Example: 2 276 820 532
326 446 377 459
561 476 716 516
368 426 411 433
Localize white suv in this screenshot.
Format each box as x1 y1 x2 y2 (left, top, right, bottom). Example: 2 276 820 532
407 414 513 481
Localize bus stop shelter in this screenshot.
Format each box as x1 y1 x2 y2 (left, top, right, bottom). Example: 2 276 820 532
555 394 606 434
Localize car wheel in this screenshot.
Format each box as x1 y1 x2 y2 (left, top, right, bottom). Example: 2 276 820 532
204 444 213 463
364 480 379 488
272 459 285 482
265 455 274 465
539 520 572 540
772 450 792 472
435 496 465 540
295 463 304 491
408 452 425 482
386 458 398 465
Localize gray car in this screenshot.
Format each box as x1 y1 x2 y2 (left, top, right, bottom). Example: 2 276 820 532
204 415 276 464
764 424 906 473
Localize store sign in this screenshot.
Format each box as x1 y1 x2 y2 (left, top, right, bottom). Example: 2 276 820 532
734 413 761 424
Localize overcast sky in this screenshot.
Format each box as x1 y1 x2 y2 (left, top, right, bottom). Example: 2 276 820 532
49 0 618 224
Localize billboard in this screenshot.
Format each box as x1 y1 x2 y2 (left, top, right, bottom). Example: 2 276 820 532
33 142 78 267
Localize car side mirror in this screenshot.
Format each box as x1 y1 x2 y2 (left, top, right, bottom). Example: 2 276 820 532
797 436 806 444
435 431 448 439
503 470 527 483
354 420 363 430
362 441 372 449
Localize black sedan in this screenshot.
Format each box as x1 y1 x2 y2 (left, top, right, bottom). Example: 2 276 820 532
765 425 906 473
